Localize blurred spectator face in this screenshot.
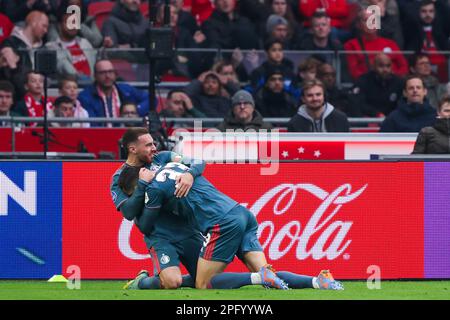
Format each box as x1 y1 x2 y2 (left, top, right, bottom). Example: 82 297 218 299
95 60 117 90
30 13 49 41
203 75 220 96
438 101 450 119
299 68 316 82
233 102 254 123
59 80 79 102
302 85 325 110
170 0 184 11
0 90 13 114
358 10 377 36
271 24 288 41
25 73 44 96
215 0 236 14
158 4 179 27
120 103 139 124
121 0 141 11
55 102 75 118
218 64 237 83
311 16 331 39
367 0 386 16
413 56 432 77
317 64 336 89
267 43 283 64
373 54 392 80
404 78 427 104
167 92 187 117
272 0 287 16
420 3 435 24
266 73 284 93
61 14 78 40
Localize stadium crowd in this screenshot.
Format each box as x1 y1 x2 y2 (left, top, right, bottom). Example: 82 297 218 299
0 0 449 134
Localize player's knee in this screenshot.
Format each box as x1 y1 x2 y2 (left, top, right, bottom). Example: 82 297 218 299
161 275 182 289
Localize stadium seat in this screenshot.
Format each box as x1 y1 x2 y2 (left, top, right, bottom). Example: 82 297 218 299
110 59 136 82
88 1 115 30
341 2 360 31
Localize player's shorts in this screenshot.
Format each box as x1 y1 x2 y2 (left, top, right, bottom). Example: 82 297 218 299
199 205 261 264
145 233 203 279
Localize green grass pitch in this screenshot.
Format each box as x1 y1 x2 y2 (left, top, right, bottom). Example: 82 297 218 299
1 281 450 300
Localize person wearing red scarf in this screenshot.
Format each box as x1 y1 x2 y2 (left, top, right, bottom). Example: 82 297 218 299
13 71 53 127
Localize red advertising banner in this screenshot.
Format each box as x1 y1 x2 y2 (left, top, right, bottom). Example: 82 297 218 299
62 162 424 279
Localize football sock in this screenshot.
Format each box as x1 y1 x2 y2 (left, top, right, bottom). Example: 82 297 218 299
208 273 255 289
276 271 314 289
138 275 162 289
181 275 195 288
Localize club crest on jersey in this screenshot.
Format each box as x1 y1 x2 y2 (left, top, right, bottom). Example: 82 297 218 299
160 254 170 265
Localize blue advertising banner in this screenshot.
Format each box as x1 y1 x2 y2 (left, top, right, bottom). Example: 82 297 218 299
0 162 62 279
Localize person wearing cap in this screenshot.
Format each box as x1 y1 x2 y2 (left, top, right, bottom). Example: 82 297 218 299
265 14 302 49
217 90 273 132
254 67 297 118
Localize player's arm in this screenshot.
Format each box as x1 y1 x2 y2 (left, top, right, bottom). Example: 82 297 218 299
171 153 206 198
135 186 164 235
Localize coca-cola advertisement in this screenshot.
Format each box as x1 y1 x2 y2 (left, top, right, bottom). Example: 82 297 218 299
61 162 448 280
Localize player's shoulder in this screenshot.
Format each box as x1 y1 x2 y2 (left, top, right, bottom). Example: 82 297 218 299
153 151 176 165
110 163 127 185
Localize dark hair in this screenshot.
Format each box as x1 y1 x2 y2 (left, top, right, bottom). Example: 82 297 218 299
264 38 284 52
119 101 138 114
167 89 186 100
0 80 15 95
311 11 330 22
25 70 42 83
420 0 435 8
121 127 150 152
409 53 429 68
54 95 74 108
438 96 450 112
118 165 141 196
404 75 425 89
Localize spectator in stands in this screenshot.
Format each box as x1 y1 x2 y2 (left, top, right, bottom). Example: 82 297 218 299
217 89 273 131
160 89 206 118
413 96 450 154
48 0 104 48
102 0 149 48
404 0 449 82
184 71 231 117
360 0 404 48
249 39 295 92
14 71 53 126
317 63 358 116
78 59 149 126
2 0 57 23
265 14 303 49
297 12 343 63
212 59 241 97
352 53 404 117
49 95 83 127
298 0 351 41
154 3 209 79
0 12 14 45
119 102 141 127
380 76 437 132
409 54 447 110
287 79 350 132
254 67 297 118
295 57 321 93
58 76 90 128
0 80 19 126
1 11 49 76
171 0 199 36
45 11 96 80
343 8 408 80
202 0 260 49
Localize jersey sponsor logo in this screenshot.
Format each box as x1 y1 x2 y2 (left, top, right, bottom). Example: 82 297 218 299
160 254 170 265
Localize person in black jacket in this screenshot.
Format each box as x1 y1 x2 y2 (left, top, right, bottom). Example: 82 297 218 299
351 53 404 117
201 0 260 49
412 96 450 154
287 79 350 132
380 75 437 132
254 66 297 118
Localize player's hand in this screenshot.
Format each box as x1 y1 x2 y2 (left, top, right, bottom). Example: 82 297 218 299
139 168 155 183
174 172 194 198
